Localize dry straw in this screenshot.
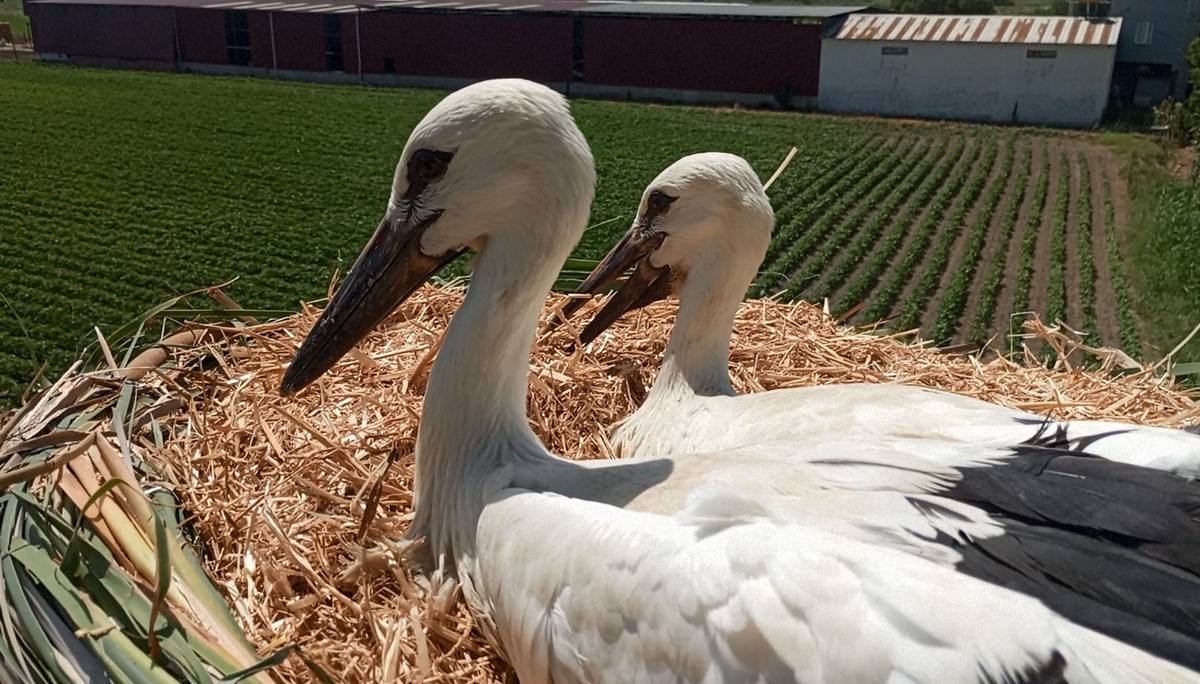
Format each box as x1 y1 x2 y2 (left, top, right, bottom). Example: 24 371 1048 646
5 285 1198 682
150 286 1200 681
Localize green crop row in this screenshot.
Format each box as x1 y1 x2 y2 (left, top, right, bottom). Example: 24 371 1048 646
928 138 1018 342
759 138 921 295
892 137 1002 331
1008 140 1052 341
758 135 881 271
1045 150 1071 325
836 137 967 315
1101 168 1142 354
783 138 943 302
755 141 897 295
805 138 950 304
969 141 1033 343
859 137 987 324
0 63 1175 398
1076 157 1097 337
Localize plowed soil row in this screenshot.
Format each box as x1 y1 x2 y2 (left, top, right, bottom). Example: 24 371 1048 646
849 136 990 325
828 137 965 310
893 138 1005 319
956 139 1032 342
919 138 1021 335
778 134 1135 351
991 137 1047 343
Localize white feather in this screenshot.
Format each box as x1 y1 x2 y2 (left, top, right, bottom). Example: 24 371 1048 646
314 82 1200 683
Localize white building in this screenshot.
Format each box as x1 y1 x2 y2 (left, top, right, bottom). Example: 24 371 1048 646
818 14 1122 127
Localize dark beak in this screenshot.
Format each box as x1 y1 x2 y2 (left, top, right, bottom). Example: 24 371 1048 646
280 210 461 396
556 226 672 345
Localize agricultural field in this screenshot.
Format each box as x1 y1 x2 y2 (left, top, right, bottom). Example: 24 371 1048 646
753 130 1148 357
0 62 1192 404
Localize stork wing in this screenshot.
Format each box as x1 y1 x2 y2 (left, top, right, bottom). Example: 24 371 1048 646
473 484 1200 684
616 384 1200 478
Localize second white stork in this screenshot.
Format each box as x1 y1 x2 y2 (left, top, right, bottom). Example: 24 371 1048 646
563 152 1200 476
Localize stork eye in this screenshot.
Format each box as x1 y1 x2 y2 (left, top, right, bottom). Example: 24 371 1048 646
410 149 452 183
647 190 677 214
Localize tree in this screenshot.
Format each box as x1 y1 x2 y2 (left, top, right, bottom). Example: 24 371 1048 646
891 0 996 13
1154 37 1200 147
1187 36 1200 146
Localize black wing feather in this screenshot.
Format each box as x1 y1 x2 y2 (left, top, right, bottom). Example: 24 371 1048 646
915 442 1200 670
945 445 1200 571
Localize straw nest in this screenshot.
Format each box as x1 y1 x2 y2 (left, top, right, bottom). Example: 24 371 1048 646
45 285 1200 682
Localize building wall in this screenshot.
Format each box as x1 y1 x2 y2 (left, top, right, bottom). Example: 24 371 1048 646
29 4 832 105
349 12 572 82
1109 0 1200 100
28 3 175 64
176 8 227 65
241 12 324 71
581 17 821 97
268 13 326 72
818 40 1117 126
1110 0 1200 66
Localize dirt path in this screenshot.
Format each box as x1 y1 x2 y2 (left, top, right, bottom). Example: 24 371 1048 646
1027 139 1063 317
850 135 983 322
1063 147 1084 330
993 137 1045 343
1082 145 1122 348
902 137 1007 331
955 138 1031 343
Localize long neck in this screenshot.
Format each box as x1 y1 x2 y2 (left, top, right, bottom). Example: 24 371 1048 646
651 264 748 399
410 227 567 564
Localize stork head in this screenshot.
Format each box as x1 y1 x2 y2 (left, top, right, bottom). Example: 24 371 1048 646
565 152 773 344
281 79 595 395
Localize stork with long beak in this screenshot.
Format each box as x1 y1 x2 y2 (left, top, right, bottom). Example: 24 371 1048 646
282 84 1200 683
564 152 1200 475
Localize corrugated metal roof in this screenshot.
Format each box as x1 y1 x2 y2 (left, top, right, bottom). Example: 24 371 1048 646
830 14 1121 46
29 0 868 17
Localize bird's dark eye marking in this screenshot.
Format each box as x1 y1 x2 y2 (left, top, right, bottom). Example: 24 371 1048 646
647 190 677 214
411 149 452 182
403 149 453 200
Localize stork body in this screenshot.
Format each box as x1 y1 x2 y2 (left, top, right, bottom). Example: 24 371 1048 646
281 83 1200 683
569 153 1200 477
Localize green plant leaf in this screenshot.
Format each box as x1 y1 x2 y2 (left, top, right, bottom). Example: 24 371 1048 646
147 512 172 662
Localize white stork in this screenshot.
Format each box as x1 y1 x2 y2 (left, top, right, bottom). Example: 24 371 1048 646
563 152 1200 476
280 81 1200 683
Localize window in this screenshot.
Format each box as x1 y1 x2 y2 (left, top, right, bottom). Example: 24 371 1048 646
1027 49 1057 59
571 17 584 81
224 11 251 66
324 15 343 71
881 46 908 56
1134 20 1153 45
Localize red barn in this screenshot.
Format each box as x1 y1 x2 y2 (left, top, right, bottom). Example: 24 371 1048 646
25 0 868 107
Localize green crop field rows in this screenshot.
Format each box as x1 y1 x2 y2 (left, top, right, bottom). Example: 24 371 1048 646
0 63 1192 403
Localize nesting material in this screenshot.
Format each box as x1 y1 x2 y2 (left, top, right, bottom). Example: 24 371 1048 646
144 284 1198 683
